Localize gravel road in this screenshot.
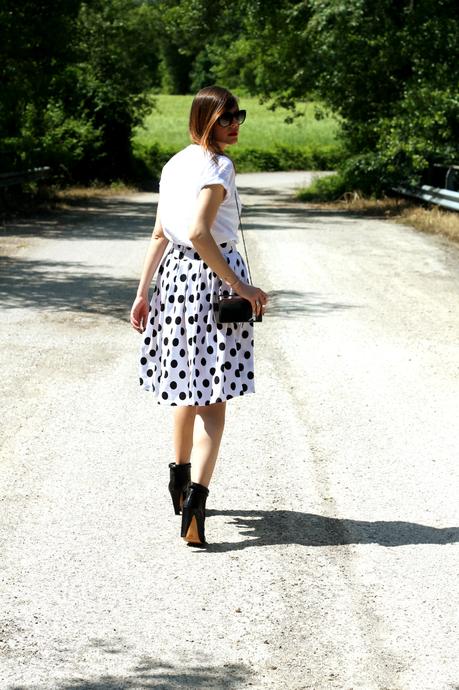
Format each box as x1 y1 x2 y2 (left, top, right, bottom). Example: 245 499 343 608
1 171 458 690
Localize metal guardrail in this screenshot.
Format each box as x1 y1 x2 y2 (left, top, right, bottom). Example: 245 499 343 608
392 184 459 212
0 166 51 188
433 163 459 191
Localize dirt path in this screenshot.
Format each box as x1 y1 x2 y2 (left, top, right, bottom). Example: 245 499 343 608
1 172 458 689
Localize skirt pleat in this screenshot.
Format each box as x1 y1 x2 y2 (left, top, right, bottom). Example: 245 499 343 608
138 241 255 406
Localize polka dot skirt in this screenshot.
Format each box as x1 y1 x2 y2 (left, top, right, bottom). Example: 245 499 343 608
138 242 255 406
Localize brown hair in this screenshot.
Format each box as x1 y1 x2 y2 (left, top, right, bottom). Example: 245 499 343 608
189 85 238 157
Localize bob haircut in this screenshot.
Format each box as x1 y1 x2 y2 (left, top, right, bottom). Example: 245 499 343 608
189 85 238 157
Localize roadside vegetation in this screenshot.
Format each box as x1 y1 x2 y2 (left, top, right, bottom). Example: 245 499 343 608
133 95 341 176
2 1 457 191
2 0 458 244
296 187 459 244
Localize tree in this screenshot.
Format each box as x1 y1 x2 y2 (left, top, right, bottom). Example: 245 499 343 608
0 0 161 181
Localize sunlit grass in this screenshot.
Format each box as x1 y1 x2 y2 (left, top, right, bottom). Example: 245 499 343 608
133 94 340 152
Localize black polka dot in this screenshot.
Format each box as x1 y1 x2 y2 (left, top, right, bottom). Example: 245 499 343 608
171 359 178 368
162 392 168 400
144 337 151 345
203 379 210 387
172 338 179 346
244 351 251 359
170 381 177 390
207 346 214 354
179 370 186 379
179 392 186 400
147 369 153 377
140 357 147 365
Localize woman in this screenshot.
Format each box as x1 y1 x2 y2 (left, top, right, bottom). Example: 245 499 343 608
130 85 268 547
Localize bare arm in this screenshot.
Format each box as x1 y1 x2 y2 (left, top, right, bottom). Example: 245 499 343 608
189 185 268 316
130 207 169 333
136 215 170 299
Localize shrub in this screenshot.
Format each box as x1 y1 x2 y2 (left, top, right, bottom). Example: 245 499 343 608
297 173 347 202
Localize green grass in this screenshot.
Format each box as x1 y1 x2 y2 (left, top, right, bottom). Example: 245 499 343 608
135 94 339 149
132 94 342 174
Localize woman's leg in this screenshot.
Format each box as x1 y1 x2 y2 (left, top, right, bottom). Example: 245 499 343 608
191 401 226 487
173 406 197 463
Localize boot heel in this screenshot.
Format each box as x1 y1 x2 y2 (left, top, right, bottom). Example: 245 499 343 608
168 462 191 516
182 513 200 543
170 489 182 515
181 482 209 545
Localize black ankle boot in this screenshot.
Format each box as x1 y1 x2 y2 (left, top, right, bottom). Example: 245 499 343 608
168 462 191 515
181 482 209 545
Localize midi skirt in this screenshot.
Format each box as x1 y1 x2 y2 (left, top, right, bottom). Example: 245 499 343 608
138 241 255 406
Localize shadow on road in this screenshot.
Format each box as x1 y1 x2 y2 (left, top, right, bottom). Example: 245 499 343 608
2 200 156 241
0 256 138 321
199 509 459 553
266 289 357 317
7 659 251 689
0 258 355 322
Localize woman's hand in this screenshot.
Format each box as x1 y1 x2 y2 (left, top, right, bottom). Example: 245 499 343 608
232 280 269 318
130 295 149 334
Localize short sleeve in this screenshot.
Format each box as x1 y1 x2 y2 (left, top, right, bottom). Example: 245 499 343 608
199 155 235 199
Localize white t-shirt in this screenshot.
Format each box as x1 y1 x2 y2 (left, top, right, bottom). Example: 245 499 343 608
158 144 241 247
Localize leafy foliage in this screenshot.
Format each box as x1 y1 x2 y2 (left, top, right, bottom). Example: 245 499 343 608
0 0 160 181
1 0 458 190
178 0 459 193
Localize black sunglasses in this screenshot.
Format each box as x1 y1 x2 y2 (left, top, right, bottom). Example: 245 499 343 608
216 109 247 127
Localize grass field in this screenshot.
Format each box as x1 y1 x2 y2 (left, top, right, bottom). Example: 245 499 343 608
133 95 342 173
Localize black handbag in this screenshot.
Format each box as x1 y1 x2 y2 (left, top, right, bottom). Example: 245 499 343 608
217 294 253 323
217 192 262 323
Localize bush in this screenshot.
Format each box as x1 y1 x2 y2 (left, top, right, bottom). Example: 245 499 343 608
297 173 347 202
133 141 345 181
